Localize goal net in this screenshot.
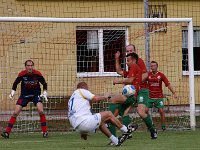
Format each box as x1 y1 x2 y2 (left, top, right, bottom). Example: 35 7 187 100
0 17 195 132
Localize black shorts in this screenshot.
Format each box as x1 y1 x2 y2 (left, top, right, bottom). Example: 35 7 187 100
16 95 42 107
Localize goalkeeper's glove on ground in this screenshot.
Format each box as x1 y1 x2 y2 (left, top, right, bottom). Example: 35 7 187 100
40 91 48 102
9 90 15 100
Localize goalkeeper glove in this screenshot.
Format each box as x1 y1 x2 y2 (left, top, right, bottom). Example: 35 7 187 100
40 91 48 102
9 90 15 100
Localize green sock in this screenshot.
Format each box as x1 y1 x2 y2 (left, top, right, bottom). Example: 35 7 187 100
108 103 118 136
122 115 131 126
108 123 117 136
143 115 155 132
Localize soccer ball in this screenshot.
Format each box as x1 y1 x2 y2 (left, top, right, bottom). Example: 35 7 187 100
122 85 136 97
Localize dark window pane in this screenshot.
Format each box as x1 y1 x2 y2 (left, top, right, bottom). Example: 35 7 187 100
182 48 188 71
182 29 200 72
76 30 99 72
194 47 200 71
103 30 126 72
182 47 200 71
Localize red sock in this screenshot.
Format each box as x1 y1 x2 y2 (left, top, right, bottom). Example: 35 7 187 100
6 116 16 134
40 114 47 133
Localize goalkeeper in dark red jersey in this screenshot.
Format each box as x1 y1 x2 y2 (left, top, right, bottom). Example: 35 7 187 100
1 60 48 138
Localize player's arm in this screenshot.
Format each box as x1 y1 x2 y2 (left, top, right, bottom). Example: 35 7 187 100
162 73 177 99
138 58 148 81
142 72 148 81
12 77 21 90
9 76 22 100
92 95 110 102
39 75 48 101
167 84 177 98
80 89 109 103
39 76 47 91
115 51 124 76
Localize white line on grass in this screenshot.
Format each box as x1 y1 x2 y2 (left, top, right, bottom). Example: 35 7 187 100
10 140 55 143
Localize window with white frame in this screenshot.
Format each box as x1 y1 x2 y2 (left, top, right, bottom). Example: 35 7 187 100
182 27 200 75
76 27 128 77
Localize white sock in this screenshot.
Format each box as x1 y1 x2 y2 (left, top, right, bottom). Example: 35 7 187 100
120 125 128 133
109 135 118 145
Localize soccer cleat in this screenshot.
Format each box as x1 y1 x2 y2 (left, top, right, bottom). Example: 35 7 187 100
117 127 133 145
162 125 166 131
115 142 122 147
107 141 115 146
128 123 138 132
1 131 9 139
118 134 128 145
162 126 166 131
108 140 122 146
43 132 48 138
126 123 138 140
150 129 158 139
127 134 132 139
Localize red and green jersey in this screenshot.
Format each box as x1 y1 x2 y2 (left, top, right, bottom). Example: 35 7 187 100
123 63 142 93
138 58 148 89
148 71 170 98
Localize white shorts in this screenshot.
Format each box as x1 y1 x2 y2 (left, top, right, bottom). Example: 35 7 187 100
76 113 101 133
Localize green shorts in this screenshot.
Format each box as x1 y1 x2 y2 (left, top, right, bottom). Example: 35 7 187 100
137 89 164 108
137 89 149 105
148 98 164 108
118 95 137 116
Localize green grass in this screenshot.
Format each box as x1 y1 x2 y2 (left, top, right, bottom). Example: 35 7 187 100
0 130 200 150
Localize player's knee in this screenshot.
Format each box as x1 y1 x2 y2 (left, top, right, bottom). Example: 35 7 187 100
107 111 113 116
38 110 44 115
137 106 145 116
137 106 142 113
12 112 19 117
106 111 113 118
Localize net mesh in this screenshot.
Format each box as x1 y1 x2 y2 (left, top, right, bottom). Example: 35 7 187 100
0 0 200 132
0 21 193 132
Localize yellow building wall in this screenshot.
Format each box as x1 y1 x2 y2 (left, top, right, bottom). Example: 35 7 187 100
0 0 200 110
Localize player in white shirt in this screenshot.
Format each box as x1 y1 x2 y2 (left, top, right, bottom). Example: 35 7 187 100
68 82 133 146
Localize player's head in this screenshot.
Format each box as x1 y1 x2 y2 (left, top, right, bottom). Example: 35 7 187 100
126 44 136 54
150 61 158 72
126 52 139 67
25 60 34 73
77 82 88 90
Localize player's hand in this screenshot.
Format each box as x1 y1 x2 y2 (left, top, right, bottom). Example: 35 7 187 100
113 78 118 85
115 51 120 60
104 92 111 99
9 90 15 100
173 93 178 99
40 91 48 102
81 133 88 140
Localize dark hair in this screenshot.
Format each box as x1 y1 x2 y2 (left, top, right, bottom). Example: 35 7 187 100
25 60 34 66
151 61 158 67
126 52 139 63
126 44 136 52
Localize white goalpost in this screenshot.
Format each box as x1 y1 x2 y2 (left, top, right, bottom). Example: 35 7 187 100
0 17 195 131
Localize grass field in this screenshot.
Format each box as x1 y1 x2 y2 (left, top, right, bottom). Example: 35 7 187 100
0 130 200 150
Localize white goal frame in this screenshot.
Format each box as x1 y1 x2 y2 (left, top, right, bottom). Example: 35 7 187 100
0 17 195 130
